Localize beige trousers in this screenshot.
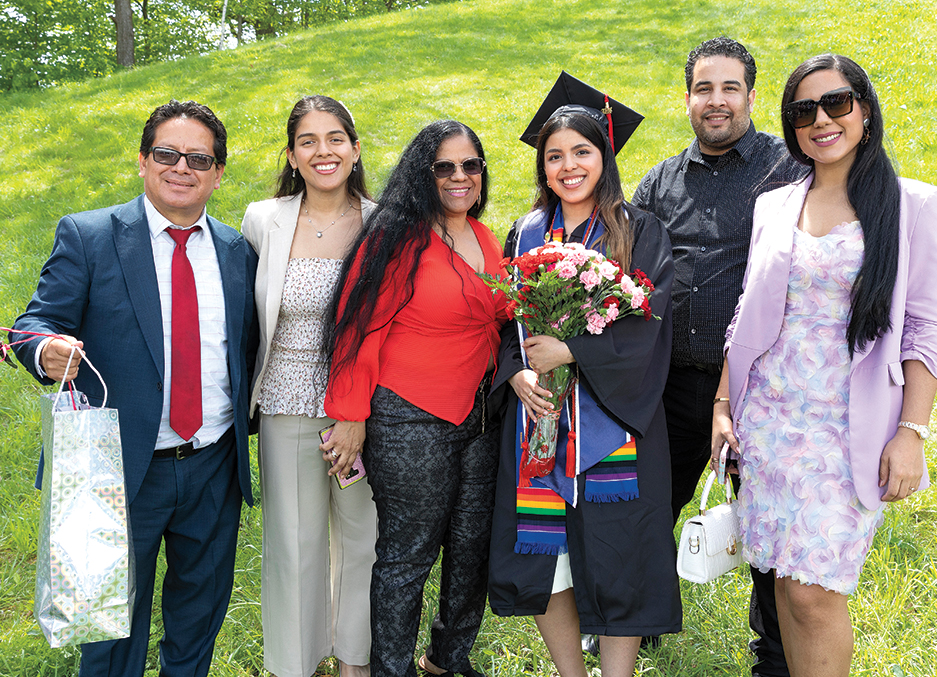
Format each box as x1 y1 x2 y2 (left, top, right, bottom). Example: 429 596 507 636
259 413 377 677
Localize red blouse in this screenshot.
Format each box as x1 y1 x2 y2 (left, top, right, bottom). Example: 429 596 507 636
325 217 509 425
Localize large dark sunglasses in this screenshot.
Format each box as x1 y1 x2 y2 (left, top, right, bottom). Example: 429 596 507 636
148 146 217 171
431 157 486 179
783 87 858 129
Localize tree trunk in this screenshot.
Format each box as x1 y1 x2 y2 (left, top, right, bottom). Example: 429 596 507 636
114 0 134 67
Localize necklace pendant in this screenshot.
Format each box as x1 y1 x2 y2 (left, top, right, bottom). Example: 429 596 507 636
316 231 323 238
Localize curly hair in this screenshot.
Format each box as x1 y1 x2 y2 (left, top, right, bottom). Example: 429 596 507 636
326 120 488 384
685 37 757 93
780 54 900 355
273 95 371 201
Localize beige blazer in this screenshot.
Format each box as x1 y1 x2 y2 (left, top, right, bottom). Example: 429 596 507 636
241 193 376 415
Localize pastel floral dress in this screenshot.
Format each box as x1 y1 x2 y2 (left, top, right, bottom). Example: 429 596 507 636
735 220 885 595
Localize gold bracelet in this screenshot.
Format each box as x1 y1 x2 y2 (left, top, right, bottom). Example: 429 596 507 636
713 397 730 405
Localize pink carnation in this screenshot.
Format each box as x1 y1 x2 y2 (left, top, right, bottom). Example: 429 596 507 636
555 259 578 279
566 249 589 266
549 312 571 329
586 311 605 335
606 304 619 322
579 269 600 290
598 260 618 280
630 288 646 309
620 275 636 293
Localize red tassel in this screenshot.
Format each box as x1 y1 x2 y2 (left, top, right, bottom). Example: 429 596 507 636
519 440 531 487
566 430 577 477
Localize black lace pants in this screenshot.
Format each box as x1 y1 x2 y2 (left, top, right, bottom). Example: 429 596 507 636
365 385 498 677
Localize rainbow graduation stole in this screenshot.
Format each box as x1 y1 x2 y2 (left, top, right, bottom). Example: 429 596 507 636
513 207 639 556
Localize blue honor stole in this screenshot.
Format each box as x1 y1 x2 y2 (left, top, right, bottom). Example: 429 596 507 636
512 207 639 556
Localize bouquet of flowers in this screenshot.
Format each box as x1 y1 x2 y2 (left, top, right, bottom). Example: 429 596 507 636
480 241 658 485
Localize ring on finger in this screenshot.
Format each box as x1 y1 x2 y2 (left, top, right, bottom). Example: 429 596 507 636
330 450 338 459
910 486 918 493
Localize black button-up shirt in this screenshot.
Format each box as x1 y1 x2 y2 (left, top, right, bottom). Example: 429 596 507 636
632 123 806 367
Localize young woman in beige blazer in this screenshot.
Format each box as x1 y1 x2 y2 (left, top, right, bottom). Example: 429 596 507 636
242 95 377 677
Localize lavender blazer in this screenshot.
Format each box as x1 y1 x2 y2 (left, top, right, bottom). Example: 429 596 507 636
725 174 937 509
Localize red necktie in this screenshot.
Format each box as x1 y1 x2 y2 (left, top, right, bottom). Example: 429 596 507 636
167 227 203 441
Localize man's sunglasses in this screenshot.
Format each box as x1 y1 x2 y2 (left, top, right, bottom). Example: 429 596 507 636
147 146 218 171
783 87 858 129
431 157 486 179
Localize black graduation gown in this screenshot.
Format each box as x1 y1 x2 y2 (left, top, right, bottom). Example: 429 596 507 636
486 204 683 636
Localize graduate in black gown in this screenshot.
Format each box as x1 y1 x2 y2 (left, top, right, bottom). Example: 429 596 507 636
487 73 682 677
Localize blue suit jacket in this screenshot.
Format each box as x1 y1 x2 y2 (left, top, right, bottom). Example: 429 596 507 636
12 195 259 505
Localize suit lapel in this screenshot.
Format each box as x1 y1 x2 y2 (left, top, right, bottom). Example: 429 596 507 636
208 216 244 369
113 196 165 377
264 196 301 349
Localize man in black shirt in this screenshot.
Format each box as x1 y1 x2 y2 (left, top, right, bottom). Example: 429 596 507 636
632 37 804 676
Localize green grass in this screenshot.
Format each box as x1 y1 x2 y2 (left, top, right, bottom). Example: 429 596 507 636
2 0 937 674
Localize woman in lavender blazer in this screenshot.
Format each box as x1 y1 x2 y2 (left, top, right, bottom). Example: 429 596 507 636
711 55 937 676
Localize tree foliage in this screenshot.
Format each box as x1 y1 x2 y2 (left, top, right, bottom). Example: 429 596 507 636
0 0 451 91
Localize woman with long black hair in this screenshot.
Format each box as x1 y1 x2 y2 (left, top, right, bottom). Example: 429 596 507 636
241 95 376 677
487 82 681 677
712 54 937 676
322 120 508 677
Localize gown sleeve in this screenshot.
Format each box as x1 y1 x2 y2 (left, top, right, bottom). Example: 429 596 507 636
565 205 674 438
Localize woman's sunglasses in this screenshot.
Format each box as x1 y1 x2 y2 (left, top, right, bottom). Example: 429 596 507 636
783 87 858 129
431 157 486 179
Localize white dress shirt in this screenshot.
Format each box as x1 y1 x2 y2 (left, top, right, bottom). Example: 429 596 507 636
144 196 232 449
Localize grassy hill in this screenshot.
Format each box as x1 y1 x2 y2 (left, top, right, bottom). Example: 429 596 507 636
1 0 936 674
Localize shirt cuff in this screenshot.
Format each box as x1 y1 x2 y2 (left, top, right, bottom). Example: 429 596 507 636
34 337 52 378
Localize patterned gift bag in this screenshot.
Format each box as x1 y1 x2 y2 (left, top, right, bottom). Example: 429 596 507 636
34 355 134 648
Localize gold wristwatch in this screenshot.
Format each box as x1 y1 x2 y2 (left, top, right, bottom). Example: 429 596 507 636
898 421 931 440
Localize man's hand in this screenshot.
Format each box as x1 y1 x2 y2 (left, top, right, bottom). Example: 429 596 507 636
40 336 84 382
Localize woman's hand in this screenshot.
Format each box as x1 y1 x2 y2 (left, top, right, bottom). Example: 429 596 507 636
321 419 366 479
709 360 738 473
522 335 574 374
880 360 936 501
710 401 739 474
509 369 554 420
879 429 925 501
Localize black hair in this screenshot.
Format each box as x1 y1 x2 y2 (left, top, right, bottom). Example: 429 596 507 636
326 120 488 385
532 111 633 272
685 37 757 93
140 99 227 165
274 95 371 201
780 53 900 355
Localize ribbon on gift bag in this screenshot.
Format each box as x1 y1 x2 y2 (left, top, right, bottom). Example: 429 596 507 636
34 345 135 647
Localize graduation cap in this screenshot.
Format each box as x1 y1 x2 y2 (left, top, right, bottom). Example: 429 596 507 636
519 71 644 156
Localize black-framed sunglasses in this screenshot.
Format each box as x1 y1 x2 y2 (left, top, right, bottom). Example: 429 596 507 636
147 146 217 171
783 87 858 129
431 157 486 179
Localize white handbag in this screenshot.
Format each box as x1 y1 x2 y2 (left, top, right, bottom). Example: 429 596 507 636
676 468 742 584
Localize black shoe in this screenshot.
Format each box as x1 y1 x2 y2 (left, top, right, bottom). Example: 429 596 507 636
640 635 662 650
580 633 599 656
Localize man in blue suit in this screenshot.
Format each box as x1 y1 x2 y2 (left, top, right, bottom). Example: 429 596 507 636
12 100 258 677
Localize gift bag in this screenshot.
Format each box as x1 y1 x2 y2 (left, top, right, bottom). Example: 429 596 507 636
34 350 134 647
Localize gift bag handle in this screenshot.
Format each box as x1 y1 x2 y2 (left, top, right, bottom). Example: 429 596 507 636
52 345 108 410
699 445 733 516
